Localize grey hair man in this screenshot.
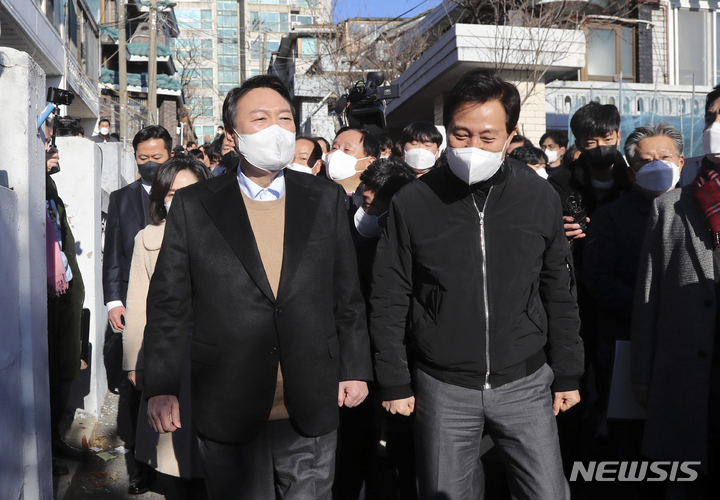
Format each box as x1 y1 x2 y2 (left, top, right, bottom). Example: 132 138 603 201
584 121 684 437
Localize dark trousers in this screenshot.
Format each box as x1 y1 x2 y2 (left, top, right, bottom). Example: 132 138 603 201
197 420 336 500
414 365 570 500
48 284 76 440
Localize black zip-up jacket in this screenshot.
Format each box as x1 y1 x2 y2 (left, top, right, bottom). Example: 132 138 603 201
369 159 584 400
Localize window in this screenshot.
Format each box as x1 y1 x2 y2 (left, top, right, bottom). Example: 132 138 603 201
584 26 634 82
194 126 216 140
183 68 214 88
251 69 261 77
678 9 710 86
219 69 238 93
292 15 314 26
250 0 289 4
176 9 213 29
250 11 289 32
190 97 214 117
301 38 317 58
172 39 213 60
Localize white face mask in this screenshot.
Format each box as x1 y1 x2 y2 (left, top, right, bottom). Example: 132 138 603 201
703 122 720 164
446 138 509 185
535 167 549 179
543 149 559 164
235 124 296 171
404 147 437 172
99 127 110 136
353 206 385 238
164 200 172 213
634 160 680 194
287 163 313 175
326 150 369 181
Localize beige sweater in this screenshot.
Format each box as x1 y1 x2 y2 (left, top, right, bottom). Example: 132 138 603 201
241 190 289 420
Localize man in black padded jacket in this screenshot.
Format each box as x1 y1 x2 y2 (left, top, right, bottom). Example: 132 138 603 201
370 70 584 500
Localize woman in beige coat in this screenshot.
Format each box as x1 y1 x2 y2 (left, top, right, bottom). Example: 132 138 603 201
123 156 211 491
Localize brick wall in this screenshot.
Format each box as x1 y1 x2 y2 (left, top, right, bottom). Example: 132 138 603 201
637 5 654 83
159 100 179 146
652 5 668 84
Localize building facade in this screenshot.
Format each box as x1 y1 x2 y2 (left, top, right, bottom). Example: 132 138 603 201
171 0 330 142
0 0 101 134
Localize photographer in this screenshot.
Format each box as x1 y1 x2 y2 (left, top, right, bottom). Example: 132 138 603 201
44 117 87 476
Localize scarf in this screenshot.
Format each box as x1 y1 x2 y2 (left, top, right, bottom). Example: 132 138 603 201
46 213 68 296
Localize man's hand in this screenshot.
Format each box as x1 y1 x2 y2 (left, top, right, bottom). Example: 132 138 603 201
382 397 415 416
128 370 144 391
338 380 369 408
108 305 126 332
148 395 181 434
563 215 590 241
632 383 649 408
552 390 581 415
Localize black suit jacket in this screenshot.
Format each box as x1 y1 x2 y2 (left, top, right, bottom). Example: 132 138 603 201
103 180 151 304
143 170 373 444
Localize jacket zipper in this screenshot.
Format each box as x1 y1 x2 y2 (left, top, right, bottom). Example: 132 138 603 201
471 187 493 390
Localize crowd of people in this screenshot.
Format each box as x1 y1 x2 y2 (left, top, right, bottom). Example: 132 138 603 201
43 69 720 500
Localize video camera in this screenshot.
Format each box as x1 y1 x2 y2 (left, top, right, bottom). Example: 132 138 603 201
334 72 400 134
43 87 76 175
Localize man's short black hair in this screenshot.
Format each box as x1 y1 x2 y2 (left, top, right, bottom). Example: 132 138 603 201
206 135 224 163
222 75 295 132
187 141 198 148
540 130 568 148
314 136 331 152
296 135 323 167
189 148 205 161
218 125 224 130
570 101 620 141
401 121 443 148
359 157 416 202
375 134 394 154
132 125 172 154
99 117 111 126
509 145 548 166
510 134 533 147
443 69 520 134
334 127 381 160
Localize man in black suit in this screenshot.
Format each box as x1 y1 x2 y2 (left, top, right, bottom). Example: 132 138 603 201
103 125 171 494
143 75 372 499
90 118 119 143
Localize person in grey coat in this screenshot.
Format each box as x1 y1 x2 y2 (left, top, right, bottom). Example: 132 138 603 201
632 87 720 496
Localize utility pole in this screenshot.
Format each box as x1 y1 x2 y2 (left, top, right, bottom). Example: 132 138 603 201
119 0 128 142
260 31 267 75
148 0 158 124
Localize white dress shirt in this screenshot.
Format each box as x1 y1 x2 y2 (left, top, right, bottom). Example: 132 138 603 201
238 168 285 201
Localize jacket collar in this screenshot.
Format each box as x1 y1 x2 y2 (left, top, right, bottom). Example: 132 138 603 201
142 222 165 251
199 170 323 303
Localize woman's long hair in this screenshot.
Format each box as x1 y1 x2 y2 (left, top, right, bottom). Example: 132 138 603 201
148 156 211 225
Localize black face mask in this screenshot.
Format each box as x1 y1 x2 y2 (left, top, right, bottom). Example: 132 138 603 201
221 150 241 172
584 144 617 170
137 161 163 184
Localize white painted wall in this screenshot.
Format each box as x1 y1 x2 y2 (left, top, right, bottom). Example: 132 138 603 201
54 137 108 419
0 47 53 500
0 186 23 500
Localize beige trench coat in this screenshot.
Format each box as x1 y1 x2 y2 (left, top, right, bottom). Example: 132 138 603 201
124 222 202 478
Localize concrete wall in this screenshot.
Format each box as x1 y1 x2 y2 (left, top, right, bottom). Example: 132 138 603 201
0 47 53 500
0 186 23 500
98 142 136 213
514 80 547 146
54 138 108 419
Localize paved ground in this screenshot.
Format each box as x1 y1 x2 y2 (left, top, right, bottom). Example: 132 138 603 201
59 383 168 500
